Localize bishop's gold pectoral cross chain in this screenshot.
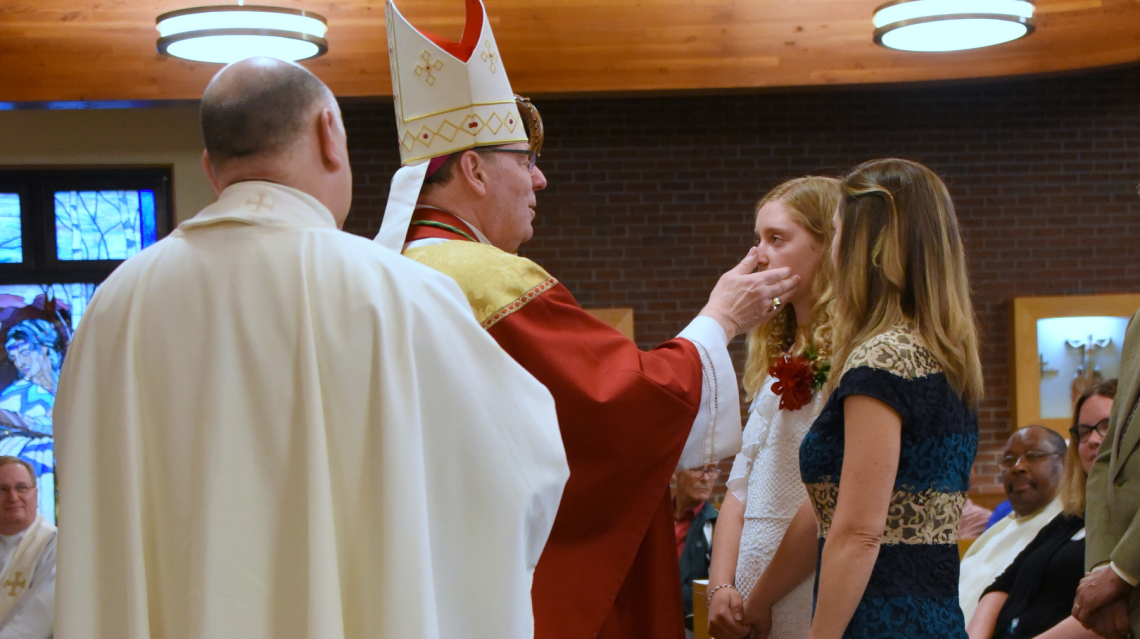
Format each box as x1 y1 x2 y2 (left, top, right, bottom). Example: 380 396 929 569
3 572 25 597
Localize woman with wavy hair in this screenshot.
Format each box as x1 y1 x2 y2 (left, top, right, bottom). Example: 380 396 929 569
800 158 983 639
708 176 840 639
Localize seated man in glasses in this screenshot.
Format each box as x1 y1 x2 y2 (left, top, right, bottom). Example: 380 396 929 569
966 380 1115 639
674 466 721 638
959 426 1067 622
0 456 54 639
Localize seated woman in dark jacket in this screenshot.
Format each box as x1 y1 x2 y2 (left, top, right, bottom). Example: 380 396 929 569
966 380 1115 639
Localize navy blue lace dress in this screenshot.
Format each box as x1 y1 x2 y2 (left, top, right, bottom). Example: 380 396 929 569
799 326 978 639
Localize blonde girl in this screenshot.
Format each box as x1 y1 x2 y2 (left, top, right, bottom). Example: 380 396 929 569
708 176 840 639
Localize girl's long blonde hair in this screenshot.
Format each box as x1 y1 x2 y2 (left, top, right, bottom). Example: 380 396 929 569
742 176 841 401
830 159 983 408
1061 379 1117 517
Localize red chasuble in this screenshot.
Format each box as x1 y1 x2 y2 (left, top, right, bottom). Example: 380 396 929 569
404 209 701 639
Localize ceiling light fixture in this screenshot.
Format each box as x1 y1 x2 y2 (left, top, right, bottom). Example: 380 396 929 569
873 0 1035 52
156 3 328 64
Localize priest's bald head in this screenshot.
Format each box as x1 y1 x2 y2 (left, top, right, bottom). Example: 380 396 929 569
199 57 353 226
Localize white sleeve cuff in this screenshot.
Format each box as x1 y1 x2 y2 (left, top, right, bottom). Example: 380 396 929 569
674 316 742 471
1111 562 1140 587
682 315 730 350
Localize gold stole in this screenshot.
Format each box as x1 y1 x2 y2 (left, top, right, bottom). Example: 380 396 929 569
0 513 55 621
405 241 557 329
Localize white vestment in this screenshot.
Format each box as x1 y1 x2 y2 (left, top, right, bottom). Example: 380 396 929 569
958 498 1063 621
54 181 569 639
0 514 55 639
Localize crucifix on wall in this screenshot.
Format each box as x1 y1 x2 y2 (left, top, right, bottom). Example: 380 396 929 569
1017 297 1138 433
1066 333 1112 406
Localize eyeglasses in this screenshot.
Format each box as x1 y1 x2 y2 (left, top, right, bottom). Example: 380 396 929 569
0 484 33 496
487 147 537 172
1070 418 1110 444
689 467 720 479
998 450 1062 469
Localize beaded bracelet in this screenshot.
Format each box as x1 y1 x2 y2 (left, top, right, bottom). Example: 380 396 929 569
706 583 736 606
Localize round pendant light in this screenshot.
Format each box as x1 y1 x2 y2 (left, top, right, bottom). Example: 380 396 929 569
156 4 328 64
873 0 1035 52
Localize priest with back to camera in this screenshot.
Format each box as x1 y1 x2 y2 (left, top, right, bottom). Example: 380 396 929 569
53 57 568 639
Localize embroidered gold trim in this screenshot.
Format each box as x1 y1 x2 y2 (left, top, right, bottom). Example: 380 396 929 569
402 100 520 123
398 107 527 160
486 112 504 135
401 135 529 164
436 120 460 143
806 482 964 545
482 277 557 330
843 325 942 379
404 241 555 327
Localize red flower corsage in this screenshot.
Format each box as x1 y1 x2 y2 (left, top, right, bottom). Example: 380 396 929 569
769 347 830 411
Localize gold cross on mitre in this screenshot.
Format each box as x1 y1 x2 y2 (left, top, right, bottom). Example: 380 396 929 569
3 571 26 597
480 39 497 73
415 51 444 85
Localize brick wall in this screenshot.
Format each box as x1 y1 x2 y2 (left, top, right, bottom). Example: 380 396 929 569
341 64 1140 496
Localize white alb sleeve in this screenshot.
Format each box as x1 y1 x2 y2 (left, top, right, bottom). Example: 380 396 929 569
674 315 743 471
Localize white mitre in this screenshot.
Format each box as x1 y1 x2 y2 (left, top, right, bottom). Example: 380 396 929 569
388 0 525 164
376 0 540 251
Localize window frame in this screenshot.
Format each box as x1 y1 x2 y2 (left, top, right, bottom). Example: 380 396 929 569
0 166 173 285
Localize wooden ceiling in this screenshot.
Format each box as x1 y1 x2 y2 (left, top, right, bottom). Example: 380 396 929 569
2 0 1139 103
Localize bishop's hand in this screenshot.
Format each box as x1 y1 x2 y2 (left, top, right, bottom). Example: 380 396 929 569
701 247 801 341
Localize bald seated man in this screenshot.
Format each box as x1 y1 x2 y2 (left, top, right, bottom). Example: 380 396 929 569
959 425 1066 622
54 58 568 639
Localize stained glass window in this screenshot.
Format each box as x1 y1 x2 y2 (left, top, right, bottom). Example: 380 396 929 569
0 168 170 525
0 194 22 264
55 189 159 261
0 283 98 525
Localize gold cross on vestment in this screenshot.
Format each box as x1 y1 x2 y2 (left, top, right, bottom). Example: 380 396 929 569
246 192 274 212
415 51 444 85
3 572 25 597
480 39 498 74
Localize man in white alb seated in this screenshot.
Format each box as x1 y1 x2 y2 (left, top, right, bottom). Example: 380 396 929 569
959 426 1066 622
0 457 54 639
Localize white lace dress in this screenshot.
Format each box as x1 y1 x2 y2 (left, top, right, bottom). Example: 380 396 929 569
727 375 825 639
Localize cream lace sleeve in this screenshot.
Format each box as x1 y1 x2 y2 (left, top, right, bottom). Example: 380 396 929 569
727 390 768 506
